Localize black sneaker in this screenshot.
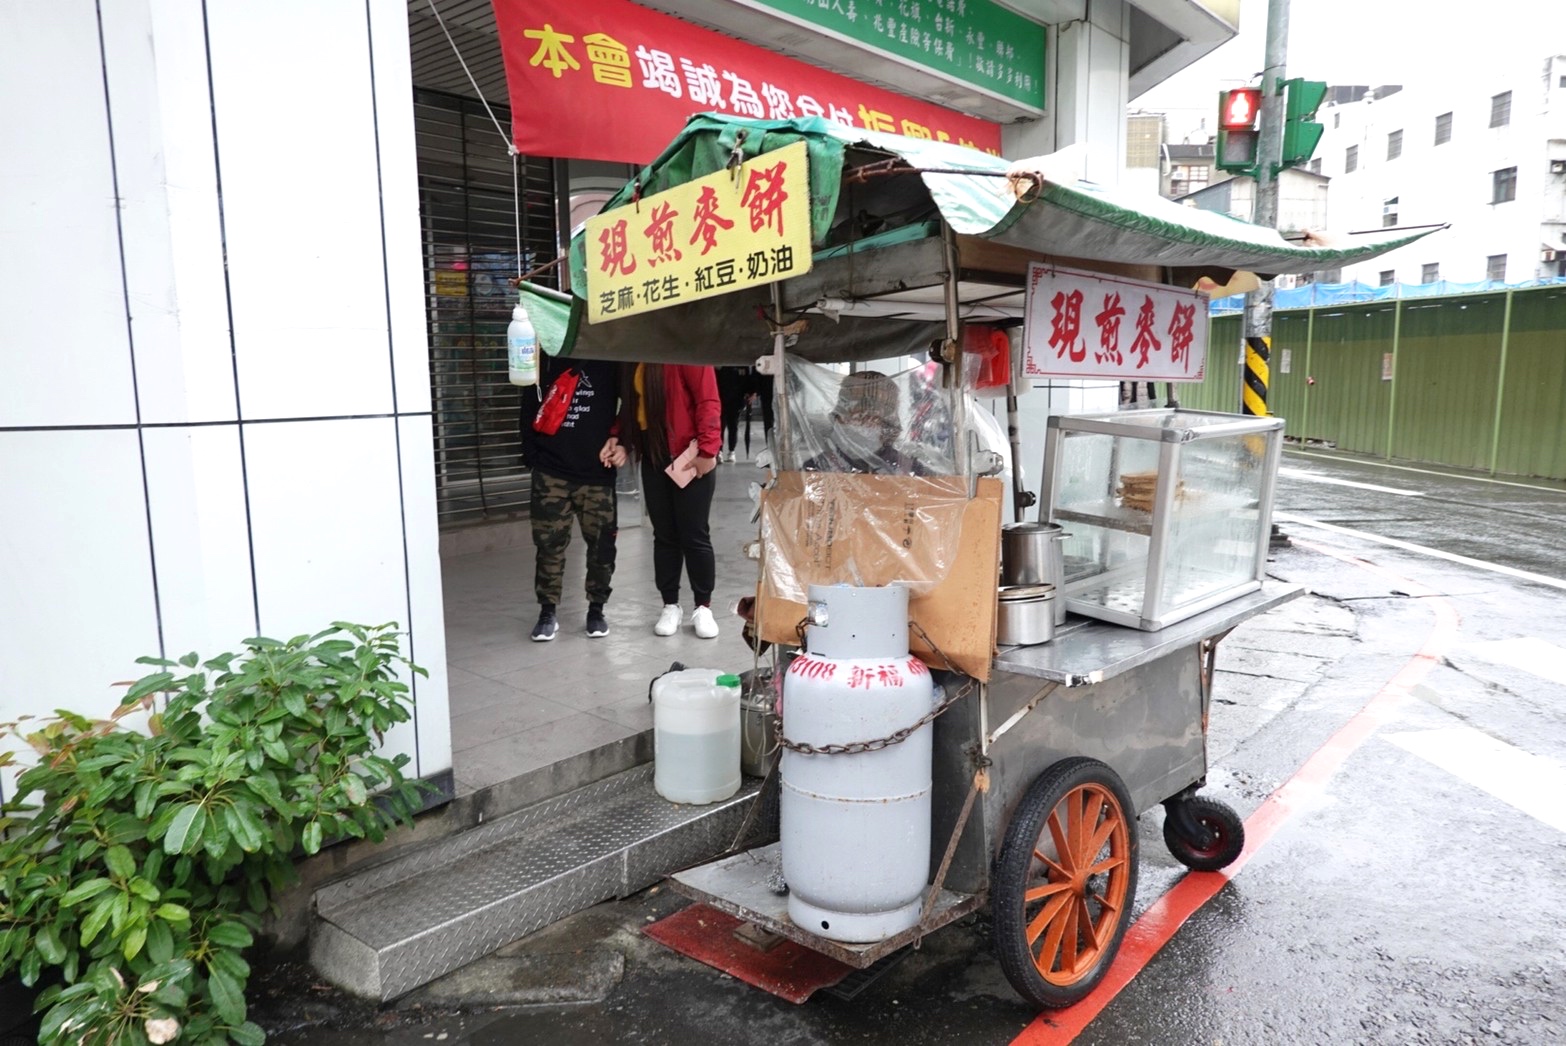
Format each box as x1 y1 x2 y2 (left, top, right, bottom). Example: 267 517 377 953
530 607 558 642
585 604 609 638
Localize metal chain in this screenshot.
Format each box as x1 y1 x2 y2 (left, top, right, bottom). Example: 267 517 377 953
775 619 975 757
774 676 974 756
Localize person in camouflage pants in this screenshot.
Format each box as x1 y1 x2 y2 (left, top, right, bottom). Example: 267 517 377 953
522 358 624 641
531 471 616 611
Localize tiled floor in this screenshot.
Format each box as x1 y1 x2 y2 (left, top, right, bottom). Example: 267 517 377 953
440 460 770 794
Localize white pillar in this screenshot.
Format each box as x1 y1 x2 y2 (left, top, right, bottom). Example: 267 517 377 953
0 0 451 800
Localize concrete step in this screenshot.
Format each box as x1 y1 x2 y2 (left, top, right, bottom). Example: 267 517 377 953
309 764 760 1001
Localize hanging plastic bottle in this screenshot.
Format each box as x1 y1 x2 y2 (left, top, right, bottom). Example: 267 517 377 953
507 298 538 387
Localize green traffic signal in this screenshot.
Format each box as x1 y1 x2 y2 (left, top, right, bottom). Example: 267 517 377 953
1281 78 1328 167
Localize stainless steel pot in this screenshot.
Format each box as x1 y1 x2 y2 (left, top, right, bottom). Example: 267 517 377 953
996 584 1055 646
1001 522 1069 625
739 669 778 778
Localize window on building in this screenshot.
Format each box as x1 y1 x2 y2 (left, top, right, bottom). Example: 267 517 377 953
1318 268 1342 284
1333 112 1341 129
1387 129 1403 160
1345 144 1359 172
1490 90 1511 127
1560 74 1566 88
1422 263 1440 284
1435 111 1452 144
1492 166 1517 203
1379 269 1396 286
1487 254 1507 281
1308 157 1322 174
1169 164 1210 198
1382 197 1399 227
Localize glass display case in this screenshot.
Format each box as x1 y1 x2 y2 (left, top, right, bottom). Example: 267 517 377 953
1041 409 1284 631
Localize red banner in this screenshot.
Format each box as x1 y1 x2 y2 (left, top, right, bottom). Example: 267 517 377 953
492 0 1003 165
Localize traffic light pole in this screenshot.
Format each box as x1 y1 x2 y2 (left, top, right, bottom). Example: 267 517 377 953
1241 0 1289 418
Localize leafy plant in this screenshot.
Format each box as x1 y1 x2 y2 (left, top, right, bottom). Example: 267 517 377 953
0 622 429 1044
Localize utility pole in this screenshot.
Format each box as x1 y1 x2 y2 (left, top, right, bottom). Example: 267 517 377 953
1245 0 1290 547
1241 0 1288 419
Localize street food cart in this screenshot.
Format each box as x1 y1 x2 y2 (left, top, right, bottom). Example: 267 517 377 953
524 113 1430 1008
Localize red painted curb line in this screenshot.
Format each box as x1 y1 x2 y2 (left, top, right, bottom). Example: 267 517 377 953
1011 542 1460 1045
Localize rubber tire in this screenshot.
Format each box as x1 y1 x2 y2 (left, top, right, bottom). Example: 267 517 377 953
1162 796 1245 872
992 757 1139 1010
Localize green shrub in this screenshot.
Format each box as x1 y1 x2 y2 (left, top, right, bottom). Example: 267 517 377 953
0 622 429 1044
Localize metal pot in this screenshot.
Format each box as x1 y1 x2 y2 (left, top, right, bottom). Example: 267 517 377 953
739 668 778 778
996 584 1055 646
1001 522 1069 625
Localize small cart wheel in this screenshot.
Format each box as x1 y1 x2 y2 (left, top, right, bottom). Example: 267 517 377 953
992 757 1138 1010
1162 796 1245 872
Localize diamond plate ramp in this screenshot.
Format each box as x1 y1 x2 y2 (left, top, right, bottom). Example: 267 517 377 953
311 765 761 1000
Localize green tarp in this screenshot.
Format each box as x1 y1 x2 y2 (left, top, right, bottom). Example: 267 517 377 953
533 113 1437 364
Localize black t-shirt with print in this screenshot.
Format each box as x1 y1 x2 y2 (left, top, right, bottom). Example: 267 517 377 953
524 358 620 487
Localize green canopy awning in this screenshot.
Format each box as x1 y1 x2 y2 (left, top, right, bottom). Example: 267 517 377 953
533 113 1437 365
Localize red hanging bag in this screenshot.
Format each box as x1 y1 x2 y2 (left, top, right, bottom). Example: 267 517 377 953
532 368 579 435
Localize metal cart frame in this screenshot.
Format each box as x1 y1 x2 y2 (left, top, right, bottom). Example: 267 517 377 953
673 582 1300 1003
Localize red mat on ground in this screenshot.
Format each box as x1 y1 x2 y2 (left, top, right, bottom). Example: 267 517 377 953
642 903 856 1004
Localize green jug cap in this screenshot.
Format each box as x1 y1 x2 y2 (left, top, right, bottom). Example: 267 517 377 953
716 674 741 688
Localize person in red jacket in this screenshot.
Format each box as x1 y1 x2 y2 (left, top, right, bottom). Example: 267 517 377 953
620 363 723 638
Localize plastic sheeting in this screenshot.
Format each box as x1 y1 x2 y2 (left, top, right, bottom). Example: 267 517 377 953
780 357 959 476
758 357 969 600
1209 276 1566 314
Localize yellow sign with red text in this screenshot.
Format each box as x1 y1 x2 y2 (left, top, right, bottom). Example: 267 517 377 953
585 142 813 323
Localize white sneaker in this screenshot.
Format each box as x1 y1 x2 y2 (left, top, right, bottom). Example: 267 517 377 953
655 604 683 636
724 450 736 463
692 605 719 639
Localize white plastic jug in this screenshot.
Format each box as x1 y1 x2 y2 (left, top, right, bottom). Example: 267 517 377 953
652 670 741 804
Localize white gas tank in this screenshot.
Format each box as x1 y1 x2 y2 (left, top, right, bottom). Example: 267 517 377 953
780 584 935 943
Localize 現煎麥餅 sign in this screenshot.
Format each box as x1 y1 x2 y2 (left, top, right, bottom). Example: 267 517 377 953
1022 265 1211 382
585 140 812 322
492 0 1003 165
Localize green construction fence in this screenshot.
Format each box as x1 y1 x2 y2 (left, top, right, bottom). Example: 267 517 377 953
1175 285 1566 482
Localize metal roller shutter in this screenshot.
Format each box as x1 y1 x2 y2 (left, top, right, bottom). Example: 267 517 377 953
415 88 558 525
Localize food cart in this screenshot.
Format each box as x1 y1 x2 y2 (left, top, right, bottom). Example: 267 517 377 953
523 113 1430 1008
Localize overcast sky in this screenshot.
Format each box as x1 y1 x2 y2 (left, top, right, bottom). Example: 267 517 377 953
1133 0 1566 141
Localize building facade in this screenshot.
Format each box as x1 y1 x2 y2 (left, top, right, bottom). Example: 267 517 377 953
1314 57 1566 286
0 0 1242 802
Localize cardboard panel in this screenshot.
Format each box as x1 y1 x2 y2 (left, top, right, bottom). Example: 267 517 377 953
756 474 1002 680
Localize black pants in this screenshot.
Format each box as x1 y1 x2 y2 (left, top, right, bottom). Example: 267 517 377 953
717 367 747 453
743 370 774 441
640 459 716 606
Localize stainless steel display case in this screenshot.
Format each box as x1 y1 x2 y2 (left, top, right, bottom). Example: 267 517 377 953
1041 409 1285 631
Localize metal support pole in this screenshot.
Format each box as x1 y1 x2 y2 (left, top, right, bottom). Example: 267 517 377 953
1241 0 1289 418
771 282 790 465
1300 304 1316 444
1384 297 1404 461
940 220 966 472
1487 288 1515 475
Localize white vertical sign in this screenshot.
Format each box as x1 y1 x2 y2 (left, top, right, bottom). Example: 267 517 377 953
1022 264 1210 381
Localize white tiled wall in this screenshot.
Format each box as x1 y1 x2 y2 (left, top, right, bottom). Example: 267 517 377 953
0 0 449 803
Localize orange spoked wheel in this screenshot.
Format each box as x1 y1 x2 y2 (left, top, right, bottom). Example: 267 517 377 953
993 757 1139 1009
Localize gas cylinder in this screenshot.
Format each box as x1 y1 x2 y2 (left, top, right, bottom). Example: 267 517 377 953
780 583 935 943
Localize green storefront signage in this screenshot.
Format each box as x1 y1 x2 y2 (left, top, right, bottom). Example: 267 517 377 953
749 0 1045 111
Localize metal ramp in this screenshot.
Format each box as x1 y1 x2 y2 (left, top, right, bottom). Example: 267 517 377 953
310 765 761 1001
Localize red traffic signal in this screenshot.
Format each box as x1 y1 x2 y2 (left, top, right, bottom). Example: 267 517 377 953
1220 88 1262 131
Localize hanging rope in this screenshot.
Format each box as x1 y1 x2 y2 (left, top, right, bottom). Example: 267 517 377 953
423 0 523 278
424 0 513 153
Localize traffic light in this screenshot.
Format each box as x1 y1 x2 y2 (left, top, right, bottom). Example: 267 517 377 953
1281 78 1328 167
1216 87 1262 173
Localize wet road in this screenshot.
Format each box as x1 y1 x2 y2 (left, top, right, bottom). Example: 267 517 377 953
265 449 1566 1045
